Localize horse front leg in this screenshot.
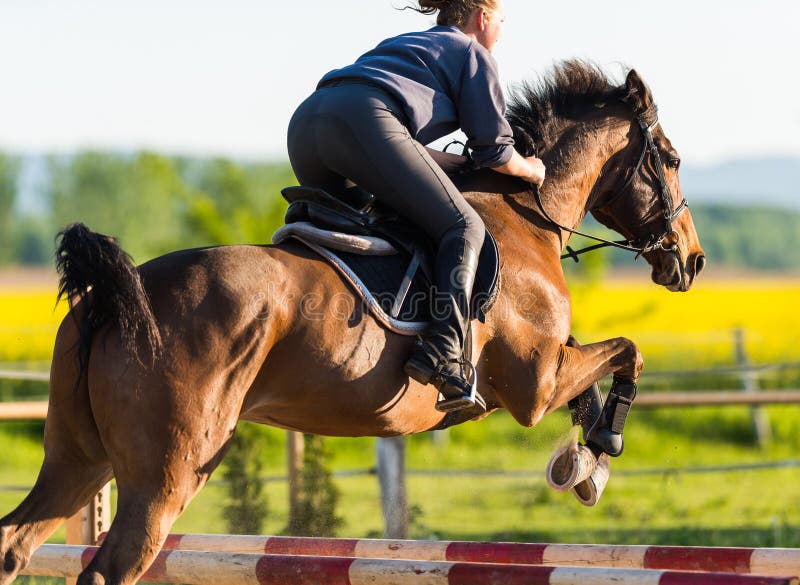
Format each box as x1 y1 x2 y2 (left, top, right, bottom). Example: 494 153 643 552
489 330 642 504
532 335 643 427
495 332 642 430
558 336 641 457
539 335 642 505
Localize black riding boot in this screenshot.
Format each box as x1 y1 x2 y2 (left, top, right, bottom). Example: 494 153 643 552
404 237 484 413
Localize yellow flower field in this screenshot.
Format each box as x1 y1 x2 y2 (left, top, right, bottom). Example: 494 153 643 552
1 274 798 369
570 275 800 369
0 291 68 363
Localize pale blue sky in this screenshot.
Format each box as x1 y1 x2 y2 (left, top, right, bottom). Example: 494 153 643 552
1 0 798 165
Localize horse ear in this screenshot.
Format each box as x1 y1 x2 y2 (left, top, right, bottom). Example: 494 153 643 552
625 69 653 111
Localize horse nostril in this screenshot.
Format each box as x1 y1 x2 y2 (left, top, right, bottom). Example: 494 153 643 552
694 254 706 276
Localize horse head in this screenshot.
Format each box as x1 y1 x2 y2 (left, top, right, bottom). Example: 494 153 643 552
507 62 706 292
589 70 706 292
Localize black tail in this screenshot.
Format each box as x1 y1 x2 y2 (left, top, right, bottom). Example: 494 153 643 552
55 223 162 388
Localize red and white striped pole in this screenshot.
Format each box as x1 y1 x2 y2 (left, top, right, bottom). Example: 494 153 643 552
23 545 800 585
147 533 800 577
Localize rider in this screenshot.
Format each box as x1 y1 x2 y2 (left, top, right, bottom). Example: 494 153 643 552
287 0 546 411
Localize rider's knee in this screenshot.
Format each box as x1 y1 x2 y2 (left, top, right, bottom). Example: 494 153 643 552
464 207 485 244
441 208 484 252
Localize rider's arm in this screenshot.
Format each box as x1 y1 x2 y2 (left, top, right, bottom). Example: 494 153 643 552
455 45 546 185
491 150 546 186
457 44 515 169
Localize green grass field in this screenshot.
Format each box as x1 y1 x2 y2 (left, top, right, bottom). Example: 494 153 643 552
1 273 799 554
2 405 799 549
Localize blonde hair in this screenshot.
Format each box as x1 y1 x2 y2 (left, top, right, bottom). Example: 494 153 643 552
411 0 498 28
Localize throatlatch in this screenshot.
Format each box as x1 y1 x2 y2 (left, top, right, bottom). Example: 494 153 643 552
569 377 638 458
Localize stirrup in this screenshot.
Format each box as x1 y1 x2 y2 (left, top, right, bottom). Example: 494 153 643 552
436 360 486 413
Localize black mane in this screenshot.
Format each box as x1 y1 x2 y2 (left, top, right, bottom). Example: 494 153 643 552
506 60 645 157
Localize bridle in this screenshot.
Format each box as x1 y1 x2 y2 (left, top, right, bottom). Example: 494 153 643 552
531 110 689 262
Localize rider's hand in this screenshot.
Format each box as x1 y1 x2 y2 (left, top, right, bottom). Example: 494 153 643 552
491 151 546 186
525 156 546 186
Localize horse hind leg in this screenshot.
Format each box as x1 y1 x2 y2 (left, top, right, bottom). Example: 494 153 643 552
0 459 112 585
77 380 239 585
0 329 113 585
78 435 235 585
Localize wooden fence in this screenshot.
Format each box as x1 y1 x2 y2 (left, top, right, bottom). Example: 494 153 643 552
3 388 799 418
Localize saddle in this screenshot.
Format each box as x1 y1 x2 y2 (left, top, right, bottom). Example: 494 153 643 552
271 151 501 337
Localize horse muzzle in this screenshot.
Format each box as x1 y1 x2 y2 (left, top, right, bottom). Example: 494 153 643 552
650 250 706 292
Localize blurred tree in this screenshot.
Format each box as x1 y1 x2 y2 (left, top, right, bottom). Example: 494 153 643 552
181 158 244 246
0 154 19 265
43 151 294 261
690 205 800 271
49 152 128 245
12 216 52 265
221 423 270 534
181 158 293 247
47 152 187 262
128 152 191 257
285 433 342 537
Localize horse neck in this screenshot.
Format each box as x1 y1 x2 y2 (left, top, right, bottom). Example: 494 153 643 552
536 114 631 237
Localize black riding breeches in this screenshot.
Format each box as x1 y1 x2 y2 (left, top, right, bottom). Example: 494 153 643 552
287 83 485 251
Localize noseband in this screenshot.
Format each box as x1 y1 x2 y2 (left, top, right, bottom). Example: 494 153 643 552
532 112 689 262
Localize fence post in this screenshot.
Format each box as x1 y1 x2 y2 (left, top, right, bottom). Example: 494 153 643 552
735 328 771 446
65 483 111 585
431 429 449 447
287 431 305 527
376 436 408 539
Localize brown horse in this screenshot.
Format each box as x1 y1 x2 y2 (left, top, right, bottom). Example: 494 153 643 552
1 62 704 585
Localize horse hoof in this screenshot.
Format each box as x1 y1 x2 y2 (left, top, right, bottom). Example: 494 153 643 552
77 571 106 585
1 549 24 585
572 452 611 506
545 442 598 492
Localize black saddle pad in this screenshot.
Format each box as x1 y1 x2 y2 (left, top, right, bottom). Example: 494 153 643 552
279 185 501 332
335 250 433 323
291 229 500 331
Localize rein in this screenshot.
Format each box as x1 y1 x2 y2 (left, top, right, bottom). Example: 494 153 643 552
532 184 651 262
531 114 689 263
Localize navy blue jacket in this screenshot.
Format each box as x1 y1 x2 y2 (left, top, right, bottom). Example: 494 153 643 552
318 26 515 169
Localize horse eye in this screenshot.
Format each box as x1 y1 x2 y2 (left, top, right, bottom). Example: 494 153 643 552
669 158 681 170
